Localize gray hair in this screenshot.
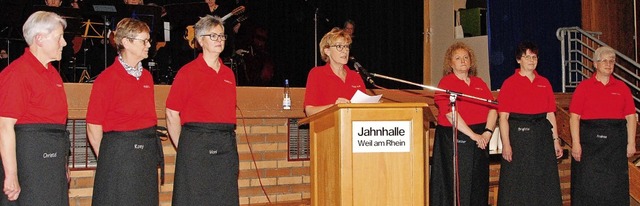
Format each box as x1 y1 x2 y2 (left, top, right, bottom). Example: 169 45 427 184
22 11 67 46
194 15 224 37
594 46 616 61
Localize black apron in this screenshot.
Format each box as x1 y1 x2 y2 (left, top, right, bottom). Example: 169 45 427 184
571 119 629 206
172 123 239 206
430 123 490 206
498 113 562 206
0 124 69 206
91 126 163 206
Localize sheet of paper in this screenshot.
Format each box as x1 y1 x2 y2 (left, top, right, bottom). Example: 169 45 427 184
350 90 382 103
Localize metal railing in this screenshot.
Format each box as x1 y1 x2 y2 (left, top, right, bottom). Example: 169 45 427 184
557 27 640 113
67 119 97 169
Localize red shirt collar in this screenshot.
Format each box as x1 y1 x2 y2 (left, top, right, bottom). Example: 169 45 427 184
194 53 231 74
514 68 542 81
23 48 54 73
589 74 620 86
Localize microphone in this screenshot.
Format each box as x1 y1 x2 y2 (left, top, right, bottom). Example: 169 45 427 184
350 56 375 85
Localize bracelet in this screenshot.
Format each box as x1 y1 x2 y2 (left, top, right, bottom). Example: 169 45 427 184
553 137 559 141
483 128 493 135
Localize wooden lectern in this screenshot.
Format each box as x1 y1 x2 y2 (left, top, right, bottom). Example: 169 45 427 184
300 103 428 206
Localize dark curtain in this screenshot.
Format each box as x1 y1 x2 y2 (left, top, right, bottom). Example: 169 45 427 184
0 0 31 62
243 0 423 88
8 0 423 87
488 0 581 91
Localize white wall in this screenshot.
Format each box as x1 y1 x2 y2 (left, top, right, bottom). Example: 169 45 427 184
429 0 490 87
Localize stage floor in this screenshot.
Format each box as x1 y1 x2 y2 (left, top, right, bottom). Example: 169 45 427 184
243 199 310 206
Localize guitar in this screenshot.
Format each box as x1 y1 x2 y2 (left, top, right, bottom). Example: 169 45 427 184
183 6 246 49
221 6 245 22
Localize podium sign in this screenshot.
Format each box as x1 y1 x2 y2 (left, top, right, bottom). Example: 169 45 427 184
301 103 428 206
352 121 411 153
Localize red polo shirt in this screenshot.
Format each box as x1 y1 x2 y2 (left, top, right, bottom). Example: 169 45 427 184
166 54 237 124
86 59 157 132
569 75 635 119
0 48 67 124
303 64 366 108
497 69 556 114
435 74 496 126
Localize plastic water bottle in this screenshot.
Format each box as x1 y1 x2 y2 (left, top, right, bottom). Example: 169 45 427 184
283 79 291 110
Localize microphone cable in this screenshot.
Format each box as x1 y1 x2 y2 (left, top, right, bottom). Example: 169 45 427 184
236 105 272 203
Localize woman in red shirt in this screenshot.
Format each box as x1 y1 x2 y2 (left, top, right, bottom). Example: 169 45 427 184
86 18 161 205
303 28 366 116
0 11 69 205
430 42 497 206
497 41 563 205
166 15 239 205
569 46 636 205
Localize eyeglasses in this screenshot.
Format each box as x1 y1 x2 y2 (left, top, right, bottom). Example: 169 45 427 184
330 44 350 52
597 59 616 65
127 37 152 45
201 33 227 41
522 55 538 61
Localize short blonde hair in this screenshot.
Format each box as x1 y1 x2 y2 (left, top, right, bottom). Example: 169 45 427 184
22 11 66 46
319 27 352 62
114 18 150 53
443 42 477 76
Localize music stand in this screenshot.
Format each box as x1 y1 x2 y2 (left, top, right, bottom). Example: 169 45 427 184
113 4 163 43
79 0 118 72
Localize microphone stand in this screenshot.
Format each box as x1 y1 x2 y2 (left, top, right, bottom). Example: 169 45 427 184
371 72 496 206
1 27 14 66
4 38 9 66
103 15 110 72
303 0 329 68
314 8 318 67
